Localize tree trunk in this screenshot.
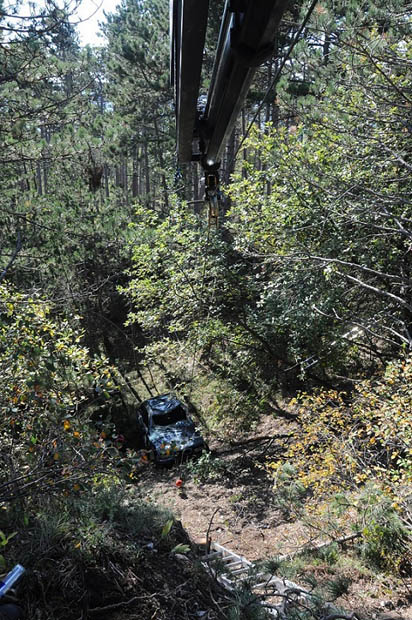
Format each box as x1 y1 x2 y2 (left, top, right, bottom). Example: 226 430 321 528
323 32 331 66
241 108 248 179
144 140 150 200
36 162 43 196
123 153 129 205
265 60 272 126
104 163 110 198
153 118 169 210
132 146 139 198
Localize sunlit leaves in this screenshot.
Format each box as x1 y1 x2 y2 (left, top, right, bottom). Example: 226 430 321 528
0 282 115 502
268 355 412 502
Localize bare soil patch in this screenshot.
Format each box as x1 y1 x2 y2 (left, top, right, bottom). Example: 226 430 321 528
137 416 304 561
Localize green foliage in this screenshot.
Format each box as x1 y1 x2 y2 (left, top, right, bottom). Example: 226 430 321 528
102 0 175 203
0 479 192 618
356 485 409 571
75 478 173 545
226 583 268 620
171 543 191 554
226 2 412 376
161 518 174 539
0 2 137 366
268 356 412 500
316 543 340 567
0 530 17 569
272 463 307 519
123 200 282 429
0 282 117 504
323 575 351 601
184 451 227 483
119 1 412 441
267 356 411 574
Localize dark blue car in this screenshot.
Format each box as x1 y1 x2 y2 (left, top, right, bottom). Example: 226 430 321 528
137 394 206 464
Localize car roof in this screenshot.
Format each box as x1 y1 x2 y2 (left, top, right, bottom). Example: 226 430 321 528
144 393 184 416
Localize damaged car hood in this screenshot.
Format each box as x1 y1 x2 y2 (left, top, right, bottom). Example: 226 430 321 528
148 420 202 453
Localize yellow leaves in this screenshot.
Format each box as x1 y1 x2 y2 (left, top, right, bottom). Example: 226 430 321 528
53 453 59 460
267 460 281 471
73 431 80 439
281 356 412 495
63 420 71 431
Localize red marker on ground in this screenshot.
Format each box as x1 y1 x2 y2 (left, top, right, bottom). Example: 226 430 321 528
175 478 183 488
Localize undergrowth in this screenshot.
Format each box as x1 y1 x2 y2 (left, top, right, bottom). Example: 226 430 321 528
267 355 412 578
0 477 225 619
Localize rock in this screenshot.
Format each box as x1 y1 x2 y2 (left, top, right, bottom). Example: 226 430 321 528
380 601 395 610
174 553 190 562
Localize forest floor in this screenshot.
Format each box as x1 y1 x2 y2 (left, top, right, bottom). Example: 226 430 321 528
134 414 412 620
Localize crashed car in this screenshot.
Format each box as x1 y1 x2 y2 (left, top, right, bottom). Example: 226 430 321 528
137 393 206 464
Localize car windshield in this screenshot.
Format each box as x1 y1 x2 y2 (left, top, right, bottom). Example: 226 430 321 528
151 406 187 427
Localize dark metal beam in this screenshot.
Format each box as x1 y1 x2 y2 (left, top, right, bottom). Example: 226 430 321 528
202 0 290 166
172 0 209 163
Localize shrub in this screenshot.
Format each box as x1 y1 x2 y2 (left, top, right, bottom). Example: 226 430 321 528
268 356 412 507
184 451 227 483
0 283 117 507
355 486 409 571
272 463 308 519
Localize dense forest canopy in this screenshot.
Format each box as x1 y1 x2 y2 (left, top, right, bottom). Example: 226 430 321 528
0 0 411 618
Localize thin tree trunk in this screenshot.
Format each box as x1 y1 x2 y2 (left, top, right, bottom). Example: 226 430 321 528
271 46 279 127
36 162 43 196
132 146 139 198
144 140 150 199
323 32 331 66
123 153 129 205
153 118 169 209
104 163 110 198
193 164 199 200
255 109 261 170
241 108 248 179
265 60 272 126
224 126 236 184
139 154 144 197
